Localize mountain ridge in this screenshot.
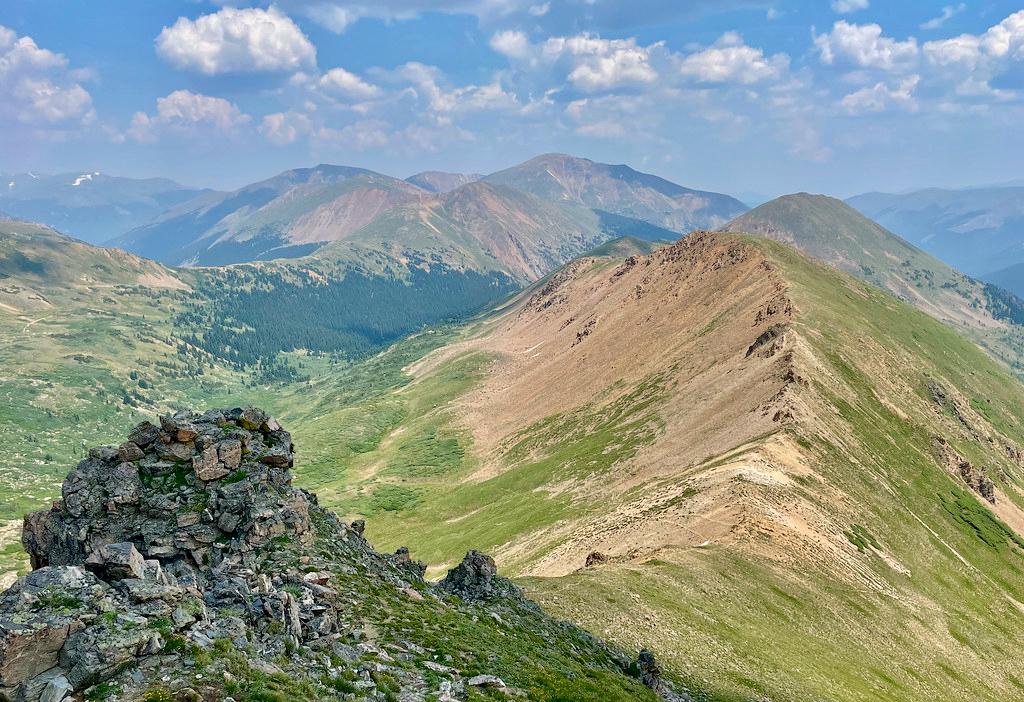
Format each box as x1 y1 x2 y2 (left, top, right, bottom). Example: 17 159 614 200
484 153 748 232
304 229 1024 702
724 192 1024 374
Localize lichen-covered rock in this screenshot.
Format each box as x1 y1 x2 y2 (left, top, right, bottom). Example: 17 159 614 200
440 550 523 602
637 650 692 702
21 406 310 578
1 407 665 702
84 542 145 581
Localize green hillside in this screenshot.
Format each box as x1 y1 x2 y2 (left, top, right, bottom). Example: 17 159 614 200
726 193 1024 375
270 232 1024 702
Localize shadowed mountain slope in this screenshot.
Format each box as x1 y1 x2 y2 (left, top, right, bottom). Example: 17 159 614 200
111 165 427 266
985 262 1024 299
320 180 678 283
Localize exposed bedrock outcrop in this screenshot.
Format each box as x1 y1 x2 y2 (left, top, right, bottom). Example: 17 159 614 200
1 407 684 702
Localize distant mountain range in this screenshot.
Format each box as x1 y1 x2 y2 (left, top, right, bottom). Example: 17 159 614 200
110 155 724 269
0 171 209 243
847 186 1024 278
110 164 425 266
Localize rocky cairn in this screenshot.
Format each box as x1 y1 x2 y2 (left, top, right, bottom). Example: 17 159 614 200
0 407 682 702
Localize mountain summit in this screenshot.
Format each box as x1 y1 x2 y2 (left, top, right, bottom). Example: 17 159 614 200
725 193 1024 372
484 153 748 232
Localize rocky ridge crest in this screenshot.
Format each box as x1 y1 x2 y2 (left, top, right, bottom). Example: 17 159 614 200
0 408 682 702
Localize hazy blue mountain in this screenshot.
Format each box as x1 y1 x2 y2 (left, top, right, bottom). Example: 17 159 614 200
847 186 1024 276
0 171 208 243
984 262 1024 299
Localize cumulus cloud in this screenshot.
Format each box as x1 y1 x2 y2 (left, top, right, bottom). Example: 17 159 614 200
841 75 919 113
492 32 660 92
924 10 1024 67
678 32 789 84
922 10 1024 97
156 7 316 75
127 90 251 142
831 0 869 14
0 25 95 127
318 67 381 100
260 111 313 145
552 35 659 90
814 21 919 70
490 30 531 60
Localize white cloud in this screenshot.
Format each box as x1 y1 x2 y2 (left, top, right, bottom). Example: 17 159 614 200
921 4 965 31
15 79 93 124
924 10 1024 67
0 25 95 127
490 30 531 60
543 35 659 91
840 75 919 113
922 11 1024 96
679 32 788 84
831 0 869 13
397 62 518 119
156 7 316 75
300 4 359 33
127 90 251 142
318 67 381 100
260 111 313 145
495 32 660 92
814 21 919 70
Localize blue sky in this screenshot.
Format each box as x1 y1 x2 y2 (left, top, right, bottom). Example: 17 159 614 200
1 1 1022 198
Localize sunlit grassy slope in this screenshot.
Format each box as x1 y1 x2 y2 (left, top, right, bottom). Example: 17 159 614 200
9 221 1024 702
282 234 1024 702
727 193 1024 375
